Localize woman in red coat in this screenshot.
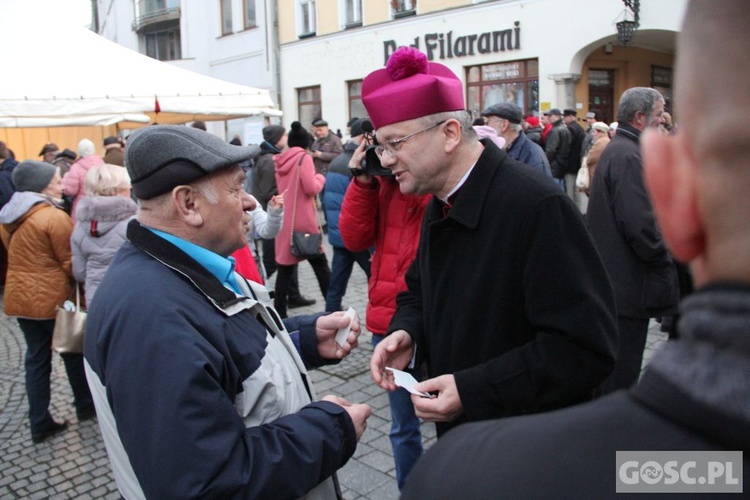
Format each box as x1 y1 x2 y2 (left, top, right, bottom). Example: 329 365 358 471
273 122 330 317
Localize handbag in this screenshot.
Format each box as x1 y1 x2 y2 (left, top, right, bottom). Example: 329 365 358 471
289 155 323 259
52 284 86 354
291 231 323 259
576 155 590 192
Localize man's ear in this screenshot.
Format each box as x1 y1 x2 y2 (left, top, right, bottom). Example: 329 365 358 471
172 185 205 227
642 130 705 263
443 119 463 153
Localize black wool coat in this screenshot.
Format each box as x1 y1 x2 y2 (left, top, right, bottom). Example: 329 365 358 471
388 140 618 436
587 124 679 319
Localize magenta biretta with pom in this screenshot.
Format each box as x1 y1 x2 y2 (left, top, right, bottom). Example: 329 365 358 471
362 47 465 129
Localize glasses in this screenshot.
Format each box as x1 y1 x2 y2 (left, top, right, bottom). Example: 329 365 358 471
374 120 447 159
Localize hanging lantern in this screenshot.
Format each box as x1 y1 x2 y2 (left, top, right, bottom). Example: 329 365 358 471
616 20 638 45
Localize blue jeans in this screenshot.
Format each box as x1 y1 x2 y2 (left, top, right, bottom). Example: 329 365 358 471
18 318 94 434
325 246 371 312
371 334 424 490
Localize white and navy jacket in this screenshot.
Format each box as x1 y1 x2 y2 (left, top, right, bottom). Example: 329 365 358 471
84 220 356 499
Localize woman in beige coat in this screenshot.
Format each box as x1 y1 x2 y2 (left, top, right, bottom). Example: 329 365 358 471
0 161 94 444
585 122 612 196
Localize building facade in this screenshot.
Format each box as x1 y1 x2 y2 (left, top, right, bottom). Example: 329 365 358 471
94 0 282 141
93 0 686 137
277 0 686 132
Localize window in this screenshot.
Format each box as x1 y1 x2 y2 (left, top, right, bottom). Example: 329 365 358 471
391 0 416 18
298 86 321 127
299 0 316 37
348 80 367 123
465 59 539 121
344 0 362 28
588 69 615 124
244 0 257 29
145 27 182 61
221 0 233 35
651 66 673 112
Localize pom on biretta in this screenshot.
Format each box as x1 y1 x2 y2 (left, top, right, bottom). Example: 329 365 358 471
362 47 465 129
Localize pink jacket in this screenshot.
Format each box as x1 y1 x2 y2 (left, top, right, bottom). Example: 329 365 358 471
273 147 325 265
62 154 104 221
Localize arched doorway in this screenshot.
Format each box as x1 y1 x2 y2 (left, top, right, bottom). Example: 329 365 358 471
570 29 678 124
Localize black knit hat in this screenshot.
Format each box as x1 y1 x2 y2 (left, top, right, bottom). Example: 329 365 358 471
262 125 285 146
287 121 312 150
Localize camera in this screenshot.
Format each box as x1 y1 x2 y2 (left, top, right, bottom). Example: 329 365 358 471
360 145 394 177
351 119 394 177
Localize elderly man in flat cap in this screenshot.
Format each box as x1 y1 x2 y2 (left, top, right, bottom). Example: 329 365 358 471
102 136 124 166
544 108 572 182
367 47 617 438
39 143 60 164
311 119 343 175
83 125 370 499
481 101 553 179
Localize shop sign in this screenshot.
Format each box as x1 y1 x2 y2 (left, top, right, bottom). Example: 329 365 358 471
383 21 521 65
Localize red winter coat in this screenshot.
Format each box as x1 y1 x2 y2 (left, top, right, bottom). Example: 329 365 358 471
339 177 430 335
231 245 263 284
273 147 325 266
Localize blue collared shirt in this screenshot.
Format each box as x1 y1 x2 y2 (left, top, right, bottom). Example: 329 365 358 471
147 227 241 294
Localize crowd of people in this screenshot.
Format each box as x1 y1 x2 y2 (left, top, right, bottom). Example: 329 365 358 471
0 135 127 443
1 0 747 496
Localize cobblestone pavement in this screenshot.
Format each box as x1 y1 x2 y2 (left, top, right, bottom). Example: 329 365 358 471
0 242 667 499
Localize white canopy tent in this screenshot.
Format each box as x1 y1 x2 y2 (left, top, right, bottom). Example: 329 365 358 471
0 20 281 159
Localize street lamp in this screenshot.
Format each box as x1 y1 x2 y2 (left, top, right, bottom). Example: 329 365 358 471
616 0 640 45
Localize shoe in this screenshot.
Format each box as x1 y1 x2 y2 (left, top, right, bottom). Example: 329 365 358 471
32 420 68 444
77 407 97 422
288 296 316 309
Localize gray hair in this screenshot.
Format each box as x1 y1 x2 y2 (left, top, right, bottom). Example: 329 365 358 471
137 175 218 220
191 175 219 205
617 87 664 123
420 110 476 141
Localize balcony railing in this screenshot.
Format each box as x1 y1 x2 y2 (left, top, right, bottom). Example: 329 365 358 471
133 0 181 32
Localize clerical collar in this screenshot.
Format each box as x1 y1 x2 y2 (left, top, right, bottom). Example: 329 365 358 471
440 162 476 205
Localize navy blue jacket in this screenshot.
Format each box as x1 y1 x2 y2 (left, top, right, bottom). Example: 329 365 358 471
506 131 552 178
324 141 357 248
0 157 18 208
85 220 355 499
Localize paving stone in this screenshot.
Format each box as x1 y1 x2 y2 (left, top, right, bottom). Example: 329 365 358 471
0 243 669 498
358 449 396 474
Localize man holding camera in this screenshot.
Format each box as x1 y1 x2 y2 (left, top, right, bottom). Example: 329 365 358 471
367 47 617 438
339 119 432 489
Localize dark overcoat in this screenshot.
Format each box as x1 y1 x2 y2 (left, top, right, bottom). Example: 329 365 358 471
388 140 618 436
587 124 679 319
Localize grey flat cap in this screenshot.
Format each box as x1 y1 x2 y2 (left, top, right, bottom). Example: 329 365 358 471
125 125 259 199
481 102 523 124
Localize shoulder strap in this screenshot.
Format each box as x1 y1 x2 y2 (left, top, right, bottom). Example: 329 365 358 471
289 155 303 245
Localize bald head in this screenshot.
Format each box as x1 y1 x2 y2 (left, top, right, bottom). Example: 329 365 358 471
643 0 750 285
678 0 749 168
